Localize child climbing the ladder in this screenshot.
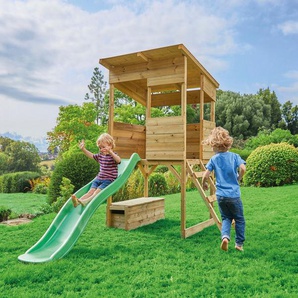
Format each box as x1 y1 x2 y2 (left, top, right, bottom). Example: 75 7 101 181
202 127 246 252
71 133 121 207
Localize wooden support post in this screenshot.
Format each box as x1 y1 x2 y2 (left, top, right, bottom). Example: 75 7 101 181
181 160 187 238
106 196 113 227
138 161 157 197
211 100 215 122
108 84 115 136
146 86 151 120
199 74 205 160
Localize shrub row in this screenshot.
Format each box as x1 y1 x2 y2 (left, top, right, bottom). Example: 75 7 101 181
48 141 298 206
0 171 41 193
112 168 194 202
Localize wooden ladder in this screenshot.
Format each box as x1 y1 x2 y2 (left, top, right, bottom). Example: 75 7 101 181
186 159 221 232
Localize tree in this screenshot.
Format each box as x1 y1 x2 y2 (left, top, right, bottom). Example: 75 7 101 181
84 67 107 125
0 152 9 175
257 88 281 129
47 102 104 157
280 101 298 134
215 91 272 139
5 141 41 172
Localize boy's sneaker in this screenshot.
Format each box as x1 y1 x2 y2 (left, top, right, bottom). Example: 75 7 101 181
235 245 244 252
220 238 229 251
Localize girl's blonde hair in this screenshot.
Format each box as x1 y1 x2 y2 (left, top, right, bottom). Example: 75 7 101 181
96 133 115 149
202 126 233 151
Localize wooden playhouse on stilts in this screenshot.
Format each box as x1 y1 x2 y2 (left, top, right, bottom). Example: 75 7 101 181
99 44 221 238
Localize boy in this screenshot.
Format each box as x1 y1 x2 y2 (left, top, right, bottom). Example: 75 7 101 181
72 133 121 207
202 127 246 251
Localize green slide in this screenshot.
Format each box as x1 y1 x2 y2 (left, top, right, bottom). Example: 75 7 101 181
18 153 141 263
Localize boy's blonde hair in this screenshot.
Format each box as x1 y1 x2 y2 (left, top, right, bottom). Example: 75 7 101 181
202 126 233 151
96 133 115 149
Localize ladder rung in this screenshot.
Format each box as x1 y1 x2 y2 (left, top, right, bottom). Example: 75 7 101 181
207 195 217 203
187 159 201 165
194 171 204 178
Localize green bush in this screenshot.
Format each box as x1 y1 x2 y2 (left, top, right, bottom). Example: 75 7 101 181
149 173 168 197
32 177 51 194
52 177 74 213
164 171 181 194
113 169 144 202
244 143 298 187
0 206 12 222
245 129 298 150
230 148 252 161
48 152 98 204
33 183 48 194
39 203 53 215
0 172 40 193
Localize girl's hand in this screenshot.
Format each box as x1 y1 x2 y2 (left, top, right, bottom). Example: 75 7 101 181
79 140 85 150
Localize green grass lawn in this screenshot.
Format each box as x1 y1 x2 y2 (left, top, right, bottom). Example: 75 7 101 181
0 185 297 297
0 193 47 217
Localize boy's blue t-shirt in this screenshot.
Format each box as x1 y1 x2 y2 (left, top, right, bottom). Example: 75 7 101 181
206 152 246 198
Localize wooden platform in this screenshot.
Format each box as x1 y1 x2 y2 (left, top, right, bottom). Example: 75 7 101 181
108 197 165 230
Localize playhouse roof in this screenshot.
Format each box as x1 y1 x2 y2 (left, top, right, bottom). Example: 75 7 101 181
99 44 219 105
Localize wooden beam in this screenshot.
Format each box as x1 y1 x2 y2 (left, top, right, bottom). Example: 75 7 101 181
114 82 147 106
184 219 215 238
177 44 220 88
108 84 115 136
148 74 185 87
181 160 187 238
109 57 185 84
168 165 182 183
137 52 149 62
146 86 151 119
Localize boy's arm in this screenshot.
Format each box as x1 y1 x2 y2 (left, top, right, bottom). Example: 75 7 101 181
202 169 211 191
109 149 121 164
79 140 94 159
238 164 246 181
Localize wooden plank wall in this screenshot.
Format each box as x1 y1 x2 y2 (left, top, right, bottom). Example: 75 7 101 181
146 116 185 160
186 123 200 159
112 122 146 159
202 120 215 163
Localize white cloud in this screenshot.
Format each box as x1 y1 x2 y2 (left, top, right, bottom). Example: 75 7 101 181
0 0 242 106
284 70 298 80
278 21 298 35
271 71 298 105
0 0 297 137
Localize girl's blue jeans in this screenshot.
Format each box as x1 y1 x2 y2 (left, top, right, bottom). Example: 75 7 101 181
217 196 245 246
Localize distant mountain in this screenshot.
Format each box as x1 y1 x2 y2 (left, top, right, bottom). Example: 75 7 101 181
0 132 49 153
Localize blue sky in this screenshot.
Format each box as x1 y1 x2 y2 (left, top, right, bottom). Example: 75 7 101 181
0 0 298 139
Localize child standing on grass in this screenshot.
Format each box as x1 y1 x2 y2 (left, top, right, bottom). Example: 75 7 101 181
71 133 121 207
202 127 246 252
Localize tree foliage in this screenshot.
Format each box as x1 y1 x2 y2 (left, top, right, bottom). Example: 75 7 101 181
280 100 298 134
245 128 298 150
215 88 298 141
257 88 281 129
0 137 40 173
47 103 104 157
84 67 108 125
215 90 271 139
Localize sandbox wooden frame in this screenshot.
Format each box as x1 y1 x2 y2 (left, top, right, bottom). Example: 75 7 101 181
99 44 220 238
